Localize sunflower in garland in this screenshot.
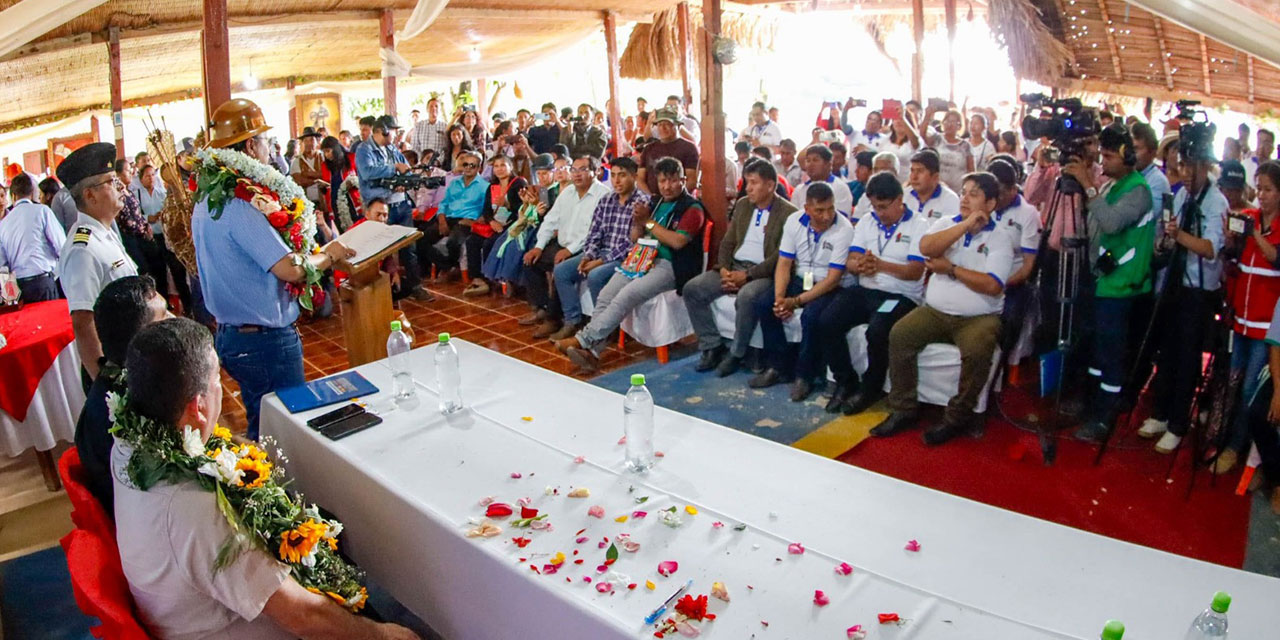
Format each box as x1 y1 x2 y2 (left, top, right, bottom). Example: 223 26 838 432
279 519 329 565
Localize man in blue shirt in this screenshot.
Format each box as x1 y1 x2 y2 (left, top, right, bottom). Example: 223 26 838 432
420 150 491 289
0 173 65 302
193 99 354 438
356 114 427 299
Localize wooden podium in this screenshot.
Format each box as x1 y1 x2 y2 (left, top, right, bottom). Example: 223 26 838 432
336 230 423 368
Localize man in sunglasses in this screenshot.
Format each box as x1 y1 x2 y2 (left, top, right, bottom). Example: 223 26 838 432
55 142 139 381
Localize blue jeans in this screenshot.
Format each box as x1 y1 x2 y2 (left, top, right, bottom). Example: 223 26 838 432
216 325 305 440
553 255 621 325
755 276 839 380
1229 333 1270 452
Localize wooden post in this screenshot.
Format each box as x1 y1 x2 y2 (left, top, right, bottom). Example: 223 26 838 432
911 0 924 103
677 2 694 108
944 0 956 103
286 77 298 138
477 77 489 118
107 26 124 160
380 8 397 117
201 0 231 123
698 0 728 261
604 11 626 157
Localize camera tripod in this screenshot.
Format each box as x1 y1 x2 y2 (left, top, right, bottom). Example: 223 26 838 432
992 172 1088 466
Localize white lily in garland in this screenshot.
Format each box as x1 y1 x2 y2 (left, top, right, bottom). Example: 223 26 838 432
198 448 244 485
181 425 207 458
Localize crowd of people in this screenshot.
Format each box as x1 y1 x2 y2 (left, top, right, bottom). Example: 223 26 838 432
5 87 1280 638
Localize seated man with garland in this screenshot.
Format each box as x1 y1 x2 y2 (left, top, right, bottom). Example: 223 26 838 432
109 317 418 640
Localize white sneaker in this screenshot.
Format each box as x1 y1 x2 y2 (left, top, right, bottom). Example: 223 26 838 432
1137 418 1168 439
1154 431 1182 454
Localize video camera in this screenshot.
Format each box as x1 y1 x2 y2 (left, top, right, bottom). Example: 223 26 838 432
1175 100 1217 163
1020 93 1101 194
373 170 446 191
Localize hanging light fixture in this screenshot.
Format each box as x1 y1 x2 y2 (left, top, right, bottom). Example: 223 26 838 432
469 46 481 63
243 59 259 91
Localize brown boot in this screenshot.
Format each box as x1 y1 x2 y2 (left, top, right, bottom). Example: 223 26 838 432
565 346 600 373
532 320 561 339
548 322 581 342
553 337 579 354
518 309 547 326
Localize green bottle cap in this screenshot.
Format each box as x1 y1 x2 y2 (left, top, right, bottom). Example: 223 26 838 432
1100 620 1124 640
390 320 402 331
438 332 450 343
1211 591 1231 613
630 373 646 386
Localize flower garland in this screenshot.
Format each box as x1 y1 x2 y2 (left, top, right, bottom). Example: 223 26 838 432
107 380 366 611
190 147 325 311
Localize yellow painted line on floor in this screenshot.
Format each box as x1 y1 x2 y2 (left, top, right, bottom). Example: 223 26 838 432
791 406 888 458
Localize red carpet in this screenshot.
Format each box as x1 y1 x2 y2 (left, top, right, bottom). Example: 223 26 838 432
837 387 1254 568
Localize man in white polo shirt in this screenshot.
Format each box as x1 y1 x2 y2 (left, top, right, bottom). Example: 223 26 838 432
816 171 929 415
739 101 782 151
790 144 854 219
903 149 960 224
749 182 855 401
873 172 1013 446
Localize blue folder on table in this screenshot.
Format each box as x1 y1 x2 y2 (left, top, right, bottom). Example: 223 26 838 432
276 371 379 413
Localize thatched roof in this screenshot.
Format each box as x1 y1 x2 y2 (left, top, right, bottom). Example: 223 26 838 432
620 1 780 80
989 0 1280 113
0 0 678 130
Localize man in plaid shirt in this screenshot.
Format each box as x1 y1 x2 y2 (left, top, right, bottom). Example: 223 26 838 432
409 97 448 161
548 157 649 339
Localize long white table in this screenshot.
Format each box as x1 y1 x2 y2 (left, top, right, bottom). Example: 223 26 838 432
262 340 1280 639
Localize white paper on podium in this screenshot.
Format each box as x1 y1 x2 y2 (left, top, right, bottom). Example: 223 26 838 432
336 221 418 266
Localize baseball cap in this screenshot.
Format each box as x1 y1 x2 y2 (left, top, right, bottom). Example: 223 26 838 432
652 107 679 124
1219 159 1246 190
375 115 401 131
532 153 555 171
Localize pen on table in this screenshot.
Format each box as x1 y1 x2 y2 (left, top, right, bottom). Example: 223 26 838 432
644 579 693 625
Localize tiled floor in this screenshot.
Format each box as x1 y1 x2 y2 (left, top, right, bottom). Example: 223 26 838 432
218 279 667 433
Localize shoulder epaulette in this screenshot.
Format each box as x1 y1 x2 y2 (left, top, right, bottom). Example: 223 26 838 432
72 226 92 245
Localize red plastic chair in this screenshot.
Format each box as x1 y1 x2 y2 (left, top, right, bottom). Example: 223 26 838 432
61 529 151 639
57 448 151 639
58 448 114 543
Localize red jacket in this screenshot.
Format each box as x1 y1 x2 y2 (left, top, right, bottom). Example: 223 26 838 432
1230 208 1280 339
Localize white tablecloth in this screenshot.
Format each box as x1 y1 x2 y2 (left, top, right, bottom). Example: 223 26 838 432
262 341 1280 640
0 342 83 457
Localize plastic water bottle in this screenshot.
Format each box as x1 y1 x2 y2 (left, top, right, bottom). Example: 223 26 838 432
623 374 655 472
434 333 463 414
1184 592 1230 639
387 321 415 401
1100 620 1124 640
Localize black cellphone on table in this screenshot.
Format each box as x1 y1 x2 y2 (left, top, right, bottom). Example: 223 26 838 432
307 403 366 430
320 411 383 441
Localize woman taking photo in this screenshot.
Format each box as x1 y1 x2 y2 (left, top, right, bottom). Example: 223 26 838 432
1221 162 1280 474
459 109 490 151
880 116 920 183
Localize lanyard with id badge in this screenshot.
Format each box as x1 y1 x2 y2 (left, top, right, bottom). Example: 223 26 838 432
800 224 827 291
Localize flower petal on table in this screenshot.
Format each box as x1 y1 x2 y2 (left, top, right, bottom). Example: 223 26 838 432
484 503 513 518
787 542 805 555
711 582 730 602
510 472 523 479
904 539 921 552
567 487 590 498
813 590 830 606
478 496 496 507
836 562 854 576
573 455 585 464
657 560 678 576
846 624 867 639
596 581 613 593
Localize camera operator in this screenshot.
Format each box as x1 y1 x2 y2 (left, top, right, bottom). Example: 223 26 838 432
1215 161 1280 473
356 114 428 300
1070 124 1154 443
560 107 607 160
1138 123 1228 454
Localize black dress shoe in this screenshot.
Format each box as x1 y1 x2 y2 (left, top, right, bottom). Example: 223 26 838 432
841 390 885 416
922 416 974 446
696 346 727 372
715 355 742 377
1073 421 1109 444
870 411 919 437
748 368 786 389
789 379 812 402
825 384 850 413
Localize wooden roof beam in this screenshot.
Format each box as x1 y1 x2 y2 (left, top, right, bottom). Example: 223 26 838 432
1151 16 1174 90
1199 33 1212 96
1248 54 1256 103
1095 0 1123 80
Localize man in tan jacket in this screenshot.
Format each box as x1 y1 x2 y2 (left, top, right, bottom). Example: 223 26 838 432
682 158 797 376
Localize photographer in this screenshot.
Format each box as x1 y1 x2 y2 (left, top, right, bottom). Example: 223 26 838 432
1246 302 1280 514
355 115 427 297
1070 124 1154 443
1138 124 1228 454
560 106 607 159
1216 161 1280 473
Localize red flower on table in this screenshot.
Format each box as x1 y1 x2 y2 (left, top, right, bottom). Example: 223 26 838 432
674 594 711 621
